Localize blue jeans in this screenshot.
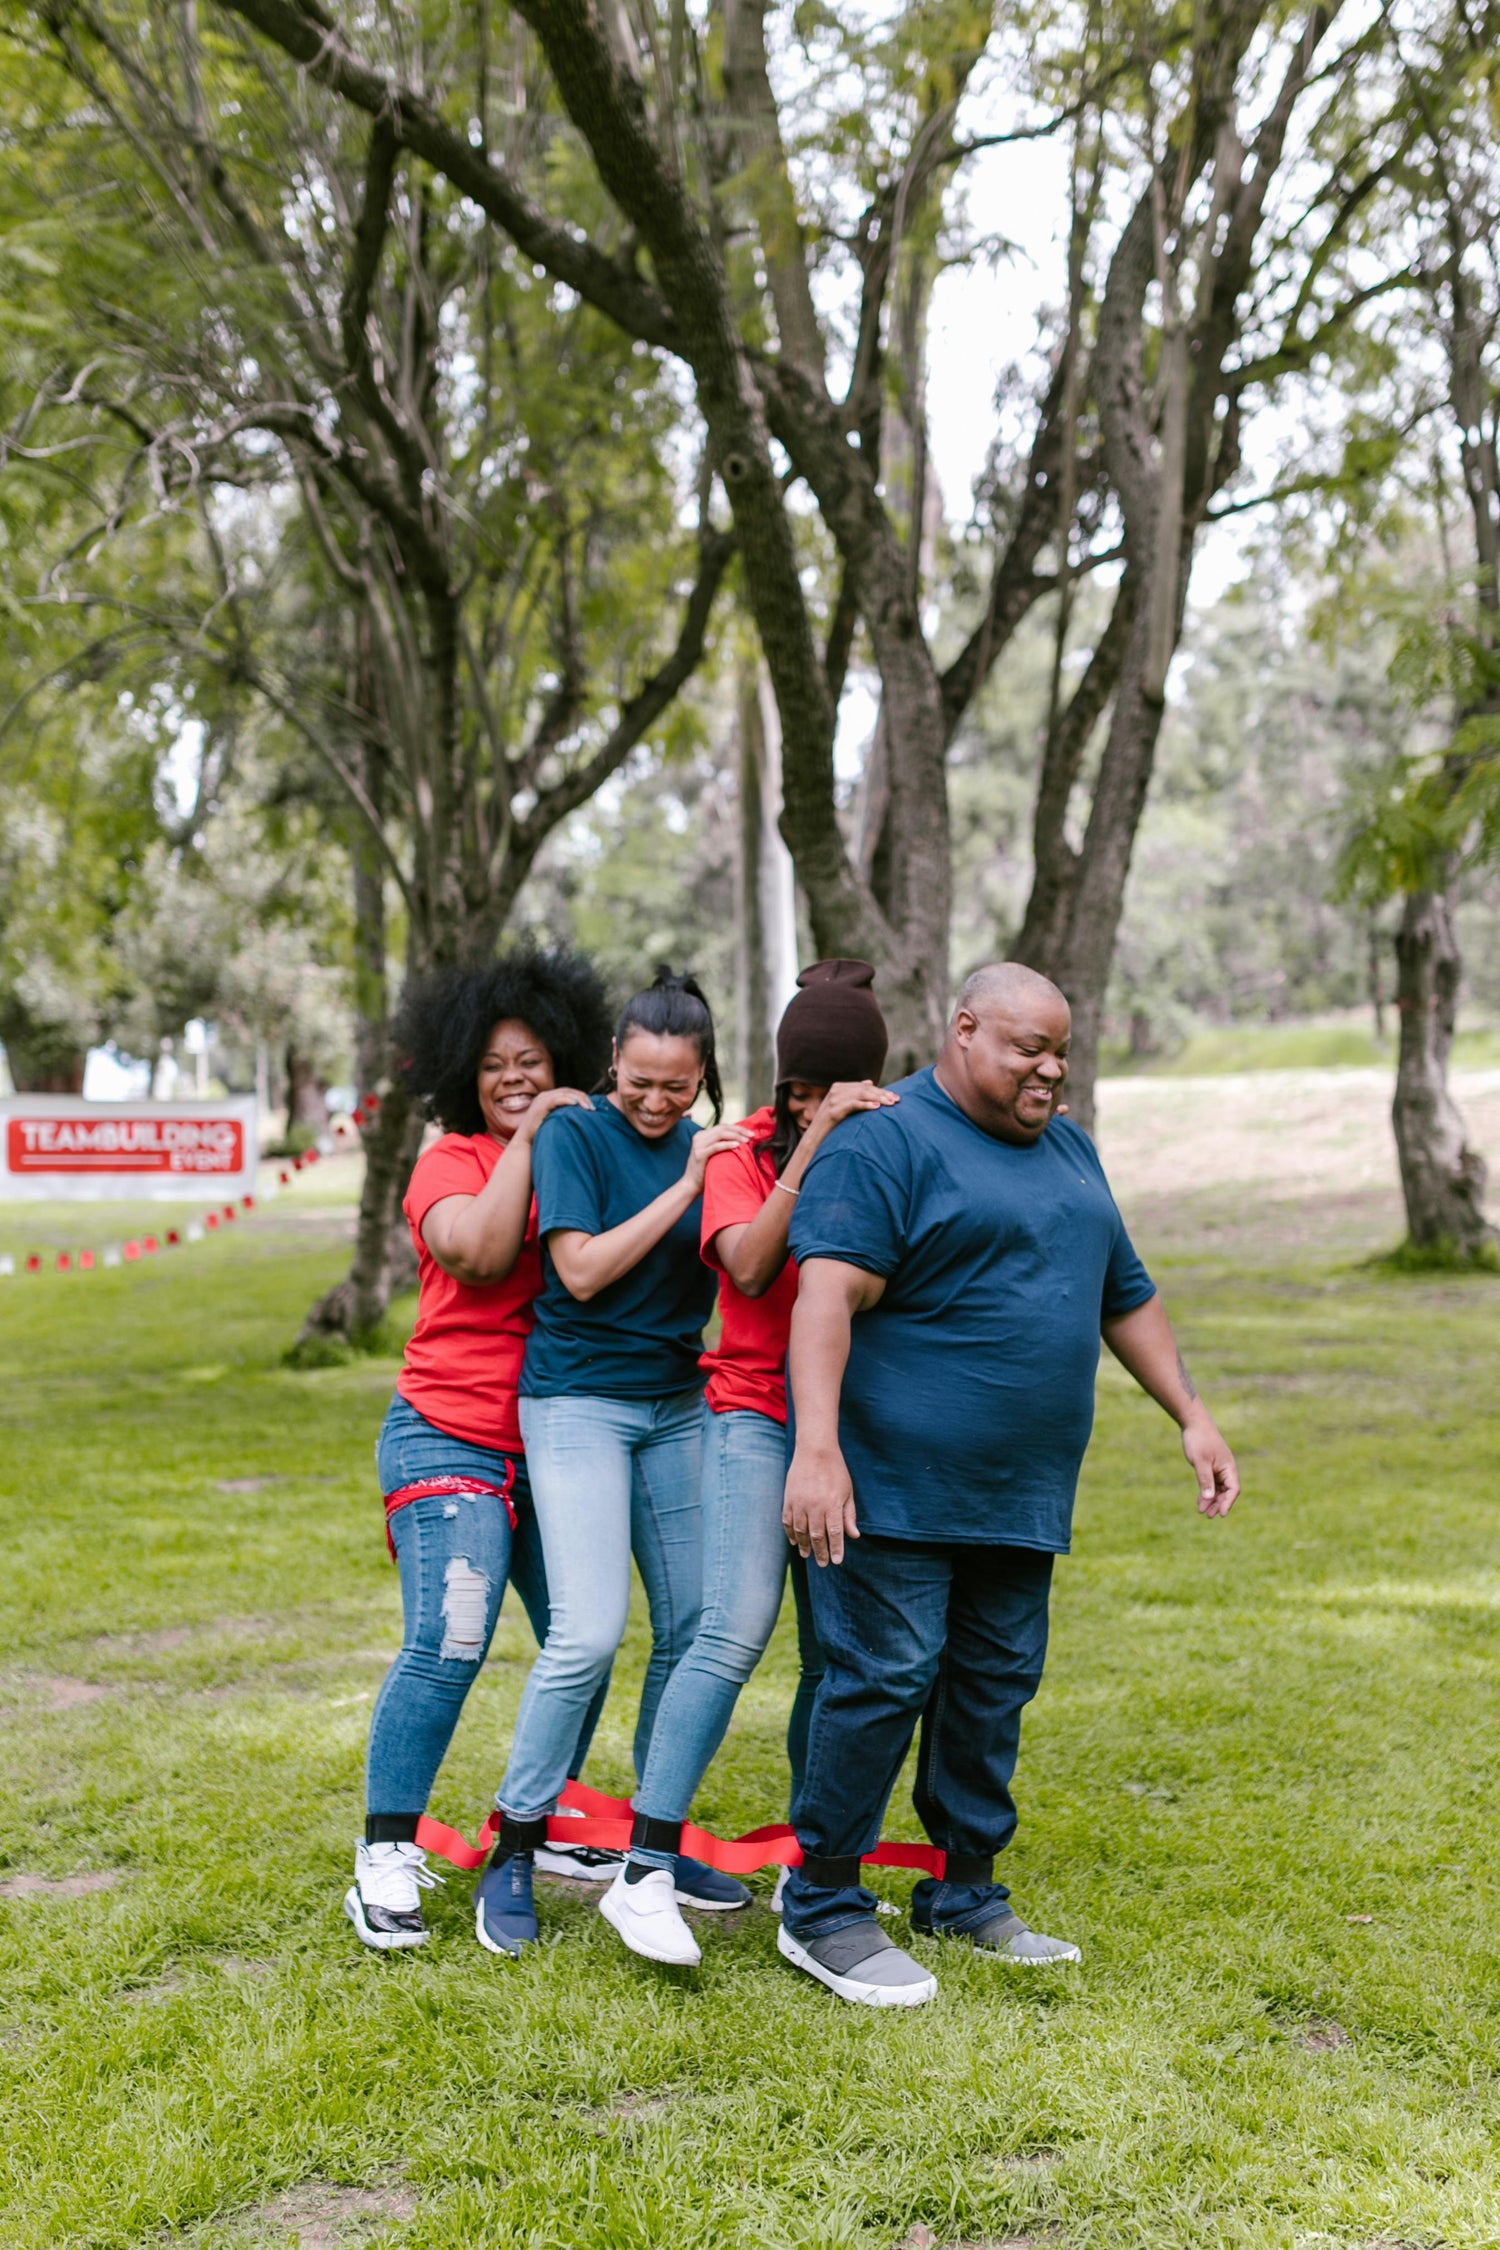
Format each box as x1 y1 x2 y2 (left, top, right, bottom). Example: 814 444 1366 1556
632 1408 824 1863
498 1388 706 1822
367 1396 604 1819
780 1535 1053 1941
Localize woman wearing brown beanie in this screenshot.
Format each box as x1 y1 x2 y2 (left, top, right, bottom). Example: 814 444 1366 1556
598 961 896 1966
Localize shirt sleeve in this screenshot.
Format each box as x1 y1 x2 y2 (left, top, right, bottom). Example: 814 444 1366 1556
531 1110 605 1238
1069 1126 1155 1317
788 1122 912 1278
701 1141 773 1266
403 1137 488 1233
1101 1222 1156 1318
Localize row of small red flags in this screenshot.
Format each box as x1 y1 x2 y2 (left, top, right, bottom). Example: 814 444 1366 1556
0 1092 381 1277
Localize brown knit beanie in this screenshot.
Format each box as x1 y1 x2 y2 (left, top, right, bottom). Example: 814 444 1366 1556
775 959 888 1087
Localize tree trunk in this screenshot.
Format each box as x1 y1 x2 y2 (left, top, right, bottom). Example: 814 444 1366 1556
290 1073 425 1354
734 670 784 1110
285 1046 330 1134
1390 885 1496 1259
351 727 388 1100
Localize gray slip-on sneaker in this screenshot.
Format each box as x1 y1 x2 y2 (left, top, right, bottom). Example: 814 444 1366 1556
777 1918 938 2007
965 1910 1081 1965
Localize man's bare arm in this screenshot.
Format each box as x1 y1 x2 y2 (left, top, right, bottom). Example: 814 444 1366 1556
1100 1294 1240 1519
784 1258 886 1566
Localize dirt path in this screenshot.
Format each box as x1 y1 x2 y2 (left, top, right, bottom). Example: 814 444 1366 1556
1097 1067 1500 1263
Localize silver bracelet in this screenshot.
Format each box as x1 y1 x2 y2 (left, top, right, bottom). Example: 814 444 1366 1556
773 1178 800 1198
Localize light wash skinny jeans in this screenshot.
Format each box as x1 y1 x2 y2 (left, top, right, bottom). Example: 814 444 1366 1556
497 1387 705 1822
630 1405 825 1868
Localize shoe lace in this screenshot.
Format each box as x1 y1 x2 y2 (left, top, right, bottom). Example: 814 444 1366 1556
398 1847 446 1893
363 1842 447 1908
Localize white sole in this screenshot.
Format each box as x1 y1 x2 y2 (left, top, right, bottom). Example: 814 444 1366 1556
990 1946 1081 1966
473 1900 529 1957
674 1886 749 1913
599 1884 701 1967
343 1886 426 1952
534 1854 623 1883
776 1923 936 2007
921 1929 1081 1966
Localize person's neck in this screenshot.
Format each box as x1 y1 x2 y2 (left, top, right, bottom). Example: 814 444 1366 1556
932 1055 1041 1148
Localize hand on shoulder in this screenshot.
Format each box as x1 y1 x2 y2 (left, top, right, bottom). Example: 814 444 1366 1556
517 1087 594 1144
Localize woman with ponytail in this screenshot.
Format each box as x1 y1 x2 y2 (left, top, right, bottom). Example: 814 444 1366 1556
600 960 895 1968
471 969 752 1956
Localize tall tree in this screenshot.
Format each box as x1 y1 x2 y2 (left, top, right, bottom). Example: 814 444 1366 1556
209 0 1100 1071
1375 3 1499 1260
1005 0 1425 1117
213 0 1429 1120
5 2 732 1336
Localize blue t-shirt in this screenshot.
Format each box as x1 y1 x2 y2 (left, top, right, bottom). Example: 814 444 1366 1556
787 1067 1156 1548
520 1100 715 1400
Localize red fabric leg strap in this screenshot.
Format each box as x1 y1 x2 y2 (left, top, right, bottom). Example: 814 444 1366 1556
414 1778 946 1880
382 1469 517 1562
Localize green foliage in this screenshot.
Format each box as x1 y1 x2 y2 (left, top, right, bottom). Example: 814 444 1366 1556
1335 608 1500 906
950 574 1409 1056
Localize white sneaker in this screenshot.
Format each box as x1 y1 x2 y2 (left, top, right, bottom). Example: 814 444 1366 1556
343 1840 444 1951
599 1865 702 1966
535 1802 626 1882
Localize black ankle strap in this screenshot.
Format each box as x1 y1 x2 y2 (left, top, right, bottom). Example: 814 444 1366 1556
798 1854 863 1890
942 1852 995 1887
631 1813 684 1855
497 1813 548 1855
366 1812 421 1845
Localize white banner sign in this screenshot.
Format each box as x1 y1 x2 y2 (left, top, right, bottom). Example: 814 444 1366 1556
0 1097 259 1201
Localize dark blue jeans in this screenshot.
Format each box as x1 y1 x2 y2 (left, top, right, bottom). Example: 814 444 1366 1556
781 1535 1054 1940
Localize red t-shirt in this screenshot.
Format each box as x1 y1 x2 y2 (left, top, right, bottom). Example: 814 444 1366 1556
395 1132 540 1454
698 1106 800 1425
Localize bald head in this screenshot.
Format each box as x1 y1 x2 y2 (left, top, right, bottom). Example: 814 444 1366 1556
955 962 1067 1022
936 961 1071 1144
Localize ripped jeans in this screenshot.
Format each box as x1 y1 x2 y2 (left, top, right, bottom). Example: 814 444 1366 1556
366 1394 604 1823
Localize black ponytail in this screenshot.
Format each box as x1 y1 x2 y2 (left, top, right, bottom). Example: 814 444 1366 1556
614 965 724 1122
755 1084 800 1178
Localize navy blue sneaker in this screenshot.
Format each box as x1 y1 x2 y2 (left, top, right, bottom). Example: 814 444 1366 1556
673 1856 751 1912
474 1851 538 1956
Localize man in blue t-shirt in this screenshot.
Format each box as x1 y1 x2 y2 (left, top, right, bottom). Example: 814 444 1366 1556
777 962 1239 2009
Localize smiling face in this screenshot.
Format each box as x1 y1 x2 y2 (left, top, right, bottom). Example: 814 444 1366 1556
611 1030 703 1139
476 1019 556 1142
944 988 1071 1145
784 1080 830 1136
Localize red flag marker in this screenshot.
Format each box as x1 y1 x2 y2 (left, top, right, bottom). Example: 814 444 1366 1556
166 1230 180 1246
242 1194 254 1209
79 1250 95 1270
57 1252 71 1272
221 1205 236 1223
304 1147 320 1166
205 1213 219 1231
123 1241 141 1261
24 1255 40 1273
143 1236 159 1254
278 1169 291 1185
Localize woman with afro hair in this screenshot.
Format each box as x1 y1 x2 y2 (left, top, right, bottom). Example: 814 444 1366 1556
344 944 615 1955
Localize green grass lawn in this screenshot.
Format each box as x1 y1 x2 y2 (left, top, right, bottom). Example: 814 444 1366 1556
3 1175 1500 2249
1102 1013 1500 1077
